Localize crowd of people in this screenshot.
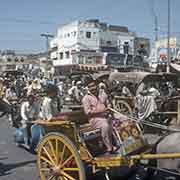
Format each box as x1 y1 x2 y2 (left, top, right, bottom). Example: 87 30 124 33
0 72 178 154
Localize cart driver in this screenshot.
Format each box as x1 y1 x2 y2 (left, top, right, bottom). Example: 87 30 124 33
82 80 118 154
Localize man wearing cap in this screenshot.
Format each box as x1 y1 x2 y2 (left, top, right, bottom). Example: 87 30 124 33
82 80 116 154
27 79 41 96
98 82 111 107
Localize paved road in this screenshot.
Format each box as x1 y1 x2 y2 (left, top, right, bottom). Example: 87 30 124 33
0 118 39 180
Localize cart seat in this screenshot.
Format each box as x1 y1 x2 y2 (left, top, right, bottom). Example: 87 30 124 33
79 123 94 133
80 126 107 156
56 110 89 125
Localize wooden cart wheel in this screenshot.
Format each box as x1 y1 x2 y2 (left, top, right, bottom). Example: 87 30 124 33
113 99 133 115
37 132 86 180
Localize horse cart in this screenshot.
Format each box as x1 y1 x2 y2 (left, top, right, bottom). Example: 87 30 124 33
34 110 180 180
108 72 180 126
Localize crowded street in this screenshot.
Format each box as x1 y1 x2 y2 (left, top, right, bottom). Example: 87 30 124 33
1 0 180 179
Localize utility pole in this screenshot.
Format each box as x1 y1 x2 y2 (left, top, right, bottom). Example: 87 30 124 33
40 33 54 77
154 15 158 64
40 33 54 58
167 0 171 73
155 15 158 42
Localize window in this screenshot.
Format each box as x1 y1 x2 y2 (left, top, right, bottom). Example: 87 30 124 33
65 51 70 59
59 52 63 59
86 32 91 38
74 31 76 37
15 57 19 62
7 58 12 62
107 41 112 45
20 57 24 62
67 33 70 37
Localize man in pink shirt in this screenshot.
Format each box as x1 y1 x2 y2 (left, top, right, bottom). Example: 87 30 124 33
82 80 116 154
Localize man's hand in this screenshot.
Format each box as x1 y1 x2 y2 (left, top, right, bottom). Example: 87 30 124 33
105 107 111 112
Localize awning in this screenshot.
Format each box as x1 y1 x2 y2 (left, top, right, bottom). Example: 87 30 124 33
76 64 108 71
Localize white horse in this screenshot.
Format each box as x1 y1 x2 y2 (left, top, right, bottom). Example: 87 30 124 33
156 132 180 171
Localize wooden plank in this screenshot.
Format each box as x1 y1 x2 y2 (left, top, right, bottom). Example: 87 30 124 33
32 120 71 126
156 112 177 115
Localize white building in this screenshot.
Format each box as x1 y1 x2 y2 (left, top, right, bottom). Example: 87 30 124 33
50 19 137 69
0 51 40 73
155 37 180 61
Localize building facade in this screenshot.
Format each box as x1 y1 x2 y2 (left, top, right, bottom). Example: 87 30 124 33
0 51 40 73
155 37 180 61
50 19 150 74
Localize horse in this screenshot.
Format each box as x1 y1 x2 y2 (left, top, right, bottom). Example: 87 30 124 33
155 132 180 171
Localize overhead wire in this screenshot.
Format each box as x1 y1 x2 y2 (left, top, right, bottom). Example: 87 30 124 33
0 17 57 25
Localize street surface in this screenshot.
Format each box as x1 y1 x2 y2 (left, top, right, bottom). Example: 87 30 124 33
0 117 39 180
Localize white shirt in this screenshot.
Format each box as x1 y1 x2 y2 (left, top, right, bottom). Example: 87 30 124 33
41 97 59 120
148 87 160 97
21 101 40 127
5 88 17 100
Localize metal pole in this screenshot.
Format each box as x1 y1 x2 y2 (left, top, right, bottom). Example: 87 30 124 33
155 15 158 42
167 0 171 73
155 15 158 64
40 33 54 77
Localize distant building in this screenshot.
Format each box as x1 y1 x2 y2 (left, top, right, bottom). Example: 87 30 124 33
134 37 150 57
50 19 150 74
0 51 40 73
155 37 180 61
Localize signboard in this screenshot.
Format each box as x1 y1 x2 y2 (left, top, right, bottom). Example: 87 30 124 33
106 53 125 66
158 48 168 61
156 38 177 49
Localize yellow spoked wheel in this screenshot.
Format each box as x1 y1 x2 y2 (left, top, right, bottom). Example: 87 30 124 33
37 132 86 180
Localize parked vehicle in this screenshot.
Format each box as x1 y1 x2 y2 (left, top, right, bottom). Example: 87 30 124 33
108 72 180 126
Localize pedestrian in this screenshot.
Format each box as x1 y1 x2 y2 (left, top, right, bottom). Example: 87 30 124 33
20 94 40 146
41 84 60 120
68 81 84 103
0 78 13 125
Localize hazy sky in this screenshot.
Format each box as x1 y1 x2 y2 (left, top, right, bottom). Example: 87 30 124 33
0 0 179 53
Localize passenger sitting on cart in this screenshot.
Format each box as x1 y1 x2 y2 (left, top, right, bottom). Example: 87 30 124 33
82 80 118 154
68 81 84 103
20 94 41 146
136 84 159 120
41 84 60 121
121 82 132 97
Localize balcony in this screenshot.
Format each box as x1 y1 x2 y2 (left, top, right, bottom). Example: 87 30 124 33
49 46 58 53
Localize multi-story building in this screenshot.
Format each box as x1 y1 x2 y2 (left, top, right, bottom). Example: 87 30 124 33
50 19 150 74
0 50 40 73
